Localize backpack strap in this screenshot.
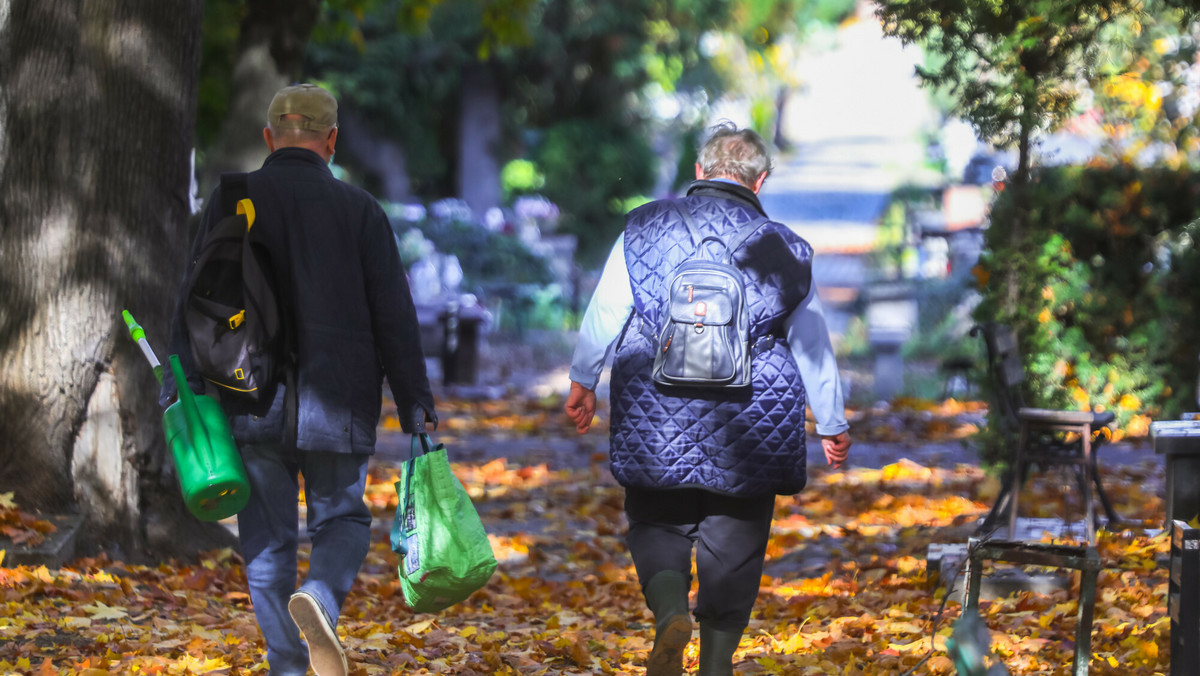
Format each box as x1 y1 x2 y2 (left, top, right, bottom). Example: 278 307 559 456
219 172 249 217
674 200 710 248
675 200 771 263
723 215 771 264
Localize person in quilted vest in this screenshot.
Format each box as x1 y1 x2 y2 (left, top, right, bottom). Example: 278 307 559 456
564 122 851 676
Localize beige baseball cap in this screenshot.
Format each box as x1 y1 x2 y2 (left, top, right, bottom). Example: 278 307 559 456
267 84 338 131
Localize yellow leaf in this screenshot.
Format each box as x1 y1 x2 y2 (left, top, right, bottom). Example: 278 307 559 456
1139 639 1159 660
0 493 15 510
82 602 128 621
404 618 436 634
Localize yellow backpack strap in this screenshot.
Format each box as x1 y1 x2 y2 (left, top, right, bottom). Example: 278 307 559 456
229 309 245 330
236 198 256 230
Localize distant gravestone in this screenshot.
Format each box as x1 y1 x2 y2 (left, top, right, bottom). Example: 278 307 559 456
866 281 917 400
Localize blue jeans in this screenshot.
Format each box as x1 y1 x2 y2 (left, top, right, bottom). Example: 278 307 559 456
237 443 372 675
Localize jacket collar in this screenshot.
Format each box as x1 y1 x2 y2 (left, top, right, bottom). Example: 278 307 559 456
685 179 768 217
263 146 333 174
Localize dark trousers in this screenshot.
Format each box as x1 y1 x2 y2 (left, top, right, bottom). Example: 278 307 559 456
625 486 775 631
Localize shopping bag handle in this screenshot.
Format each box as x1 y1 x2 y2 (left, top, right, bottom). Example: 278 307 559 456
410 432 436 459
392 432 439 557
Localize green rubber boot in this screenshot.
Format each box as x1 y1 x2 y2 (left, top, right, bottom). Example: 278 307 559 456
698 624 743 676
643 570 693 676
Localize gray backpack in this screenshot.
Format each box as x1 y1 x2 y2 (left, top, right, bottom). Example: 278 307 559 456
649 205 769 388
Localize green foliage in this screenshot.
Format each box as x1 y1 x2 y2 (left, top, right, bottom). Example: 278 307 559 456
500 159 546 199
306 6 469 196
972 165 1200 461
304 0 729 261
534 118 658 265
877 0 1142 179
792 0 857 31
1087 2 1200 164
196 0 245 150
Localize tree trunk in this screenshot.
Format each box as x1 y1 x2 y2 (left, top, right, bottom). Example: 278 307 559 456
198 0 321 194
1003 108 1035 317
338 105 413 204
458 64 503 217
0 0 230 559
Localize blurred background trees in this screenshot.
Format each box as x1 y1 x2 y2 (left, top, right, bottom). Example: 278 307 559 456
195 0 858 264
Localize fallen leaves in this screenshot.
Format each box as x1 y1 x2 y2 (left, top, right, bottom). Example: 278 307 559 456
0 393 1173 674
0 492 57 548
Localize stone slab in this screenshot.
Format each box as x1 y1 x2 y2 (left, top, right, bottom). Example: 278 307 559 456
0 514 83 569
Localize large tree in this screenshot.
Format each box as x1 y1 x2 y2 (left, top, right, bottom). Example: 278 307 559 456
0 0 229 558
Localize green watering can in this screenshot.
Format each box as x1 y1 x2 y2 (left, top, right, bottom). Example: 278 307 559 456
122 310 249 521
162 354 251 521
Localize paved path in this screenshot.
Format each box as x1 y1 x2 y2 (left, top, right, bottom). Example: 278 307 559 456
378 432 1158 472
758 14 940 259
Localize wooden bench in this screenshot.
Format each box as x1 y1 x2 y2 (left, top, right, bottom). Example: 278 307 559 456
971 323 1120 544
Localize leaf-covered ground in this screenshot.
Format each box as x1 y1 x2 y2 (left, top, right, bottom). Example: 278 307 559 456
0 396 1170 675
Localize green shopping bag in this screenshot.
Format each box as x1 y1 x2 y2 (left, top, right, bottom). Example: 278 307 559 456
390 432 498 613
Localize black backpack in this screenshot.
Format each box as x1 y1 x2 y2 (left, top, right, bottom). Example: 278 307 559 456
649 204 769 388
183 173 283 403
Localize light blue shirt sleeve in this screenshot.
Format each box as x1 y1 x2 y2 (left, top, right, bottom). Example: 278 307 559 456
569 233 633 390
785 286 850 437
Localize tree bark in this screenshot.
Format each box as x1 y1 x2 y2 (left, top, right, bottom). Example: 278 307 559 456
0 0 230 558
198 0 321 194
1003 102 1036 317
458 63 502 217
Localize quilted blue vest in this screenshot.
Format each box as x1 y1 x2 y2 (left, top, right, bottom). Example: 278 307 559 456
609 180 815 497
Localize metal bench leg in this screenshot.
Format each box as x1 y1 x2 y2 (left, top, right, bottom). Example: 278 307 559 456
1073 567 1098 675
977 477 1012 535
1089 456 1121 525
1008 424 1030 540
1081 432 1096 544
964 539 983 612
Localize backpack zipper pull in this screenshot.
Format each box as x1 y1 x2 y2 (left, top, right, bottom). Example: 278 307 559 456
687 285 694 302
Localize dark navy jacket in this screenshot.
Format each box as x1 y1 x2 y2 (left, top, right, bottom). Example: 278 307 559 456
609 180 813 496
163 148 434 453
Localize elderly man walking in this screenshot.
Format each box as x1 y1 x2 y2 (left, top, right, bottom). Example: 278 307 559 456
163 84 436 676
565 123 851 676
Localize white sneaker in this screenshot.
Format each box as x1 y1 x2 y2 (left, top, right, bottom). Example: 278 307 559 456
288 590 348 676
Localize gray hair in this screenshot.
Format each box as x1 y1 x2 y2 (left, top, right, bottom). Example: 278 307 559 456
696 122 772 187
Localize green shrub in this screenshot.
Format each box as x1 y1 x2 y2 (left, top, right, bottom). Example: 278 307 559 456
534 118 658 266
973 164 1200 463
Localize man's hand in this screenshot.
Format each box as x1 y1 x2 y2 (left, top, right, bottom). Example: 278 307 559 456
564 381 597 434
410 403 438 433
821 431 851 469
